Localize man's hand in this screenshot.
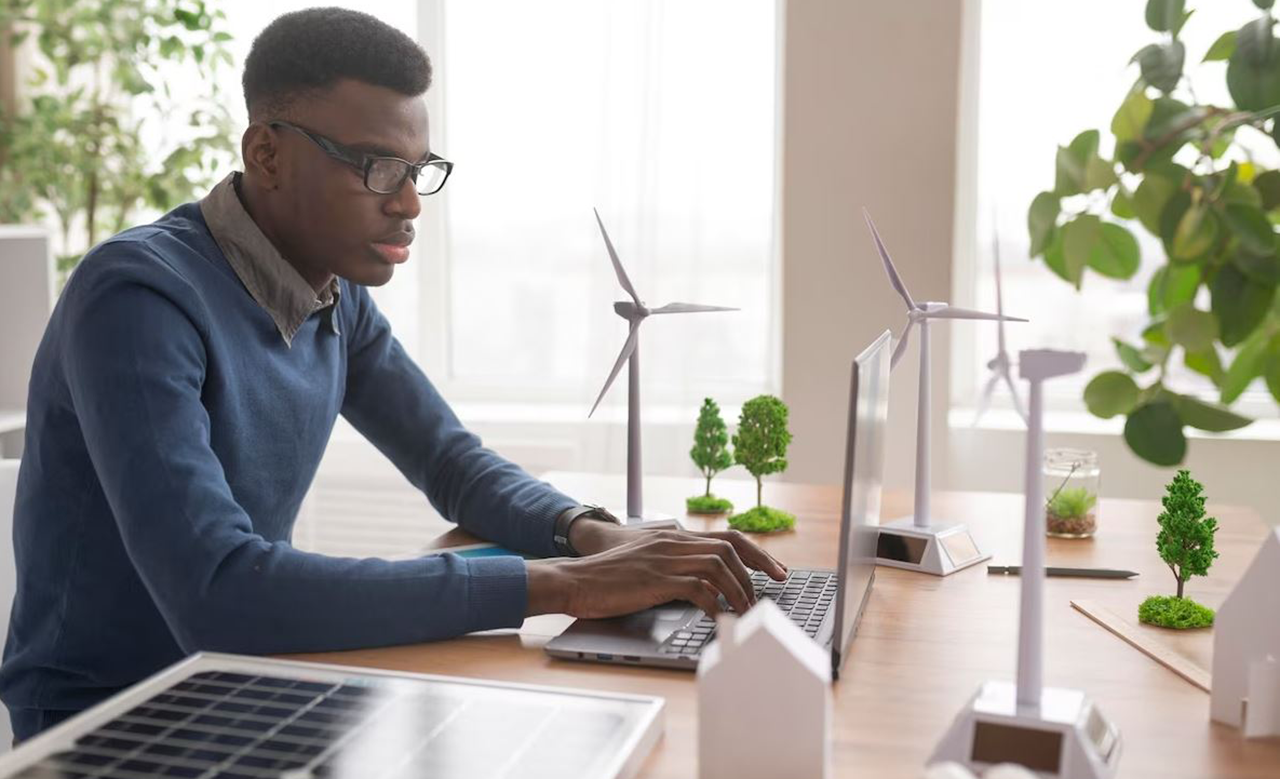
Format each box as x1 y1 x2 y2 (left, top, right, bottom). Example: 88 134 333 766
525 528 788 619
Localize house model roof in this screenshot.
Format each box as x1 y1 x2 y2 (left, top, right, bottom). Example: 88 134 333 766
698 599 831 682
1220 527 1280 619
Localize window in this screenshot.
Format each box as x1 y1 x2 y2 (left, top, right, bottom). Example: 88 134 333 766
420 0 779 408
969 0 1279 421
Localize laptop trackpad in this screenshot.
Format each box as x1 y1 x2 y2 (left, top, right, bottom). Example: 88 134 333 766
573 603 698 643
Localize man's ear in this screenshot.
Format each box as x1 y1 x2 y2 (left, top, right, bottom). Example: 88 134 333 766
241 123 282 190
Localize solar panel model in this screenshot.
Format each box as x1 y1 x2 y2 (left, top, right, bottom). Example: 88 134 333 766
0 653 664 779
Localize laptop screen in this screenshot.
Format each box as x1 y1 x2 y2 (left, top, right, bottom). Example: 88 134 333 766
833 330 892 669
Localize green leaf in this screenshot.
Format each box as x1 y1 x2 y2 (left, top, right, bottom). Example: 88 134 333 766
1124 401 1188 466
1089 222 1141 279
1234 245 1280 284
1028 192 1060 256
1115 337 1154 373
1042 231 1071 284
1085 155 1119 191
1084 371 1141 418
1112 189 1136 219
1223 202 1276 254
1171 202 1218 261
1253 169 1280 211
1148 263 1201 316
1167 303 1220 353
1185 346 1225 384
1221 328 1272 403
1146 0 1186 33
1055 130 1101 196
1134 173 1179 234
1135 41 1186 94
1257 0 1277 10
1267 344 1280 403
1211 263 1275 347
1170 393 1253 432
1204 31 1237 62
1228 17 1280 112
1112 87 1155 144
1062 214 1101 288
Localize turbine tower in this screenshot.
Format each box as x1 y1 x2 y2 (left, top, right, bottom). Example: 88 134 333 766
589 208 737 524
974 228 1028 426
862 208 1027 576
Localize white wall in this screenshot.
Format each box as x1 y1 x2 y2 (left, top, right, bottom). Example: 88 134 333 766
780 0 966 497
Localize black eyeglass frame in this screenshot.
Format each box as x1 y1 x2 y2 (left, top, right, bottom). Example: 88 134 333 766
268 120 454 196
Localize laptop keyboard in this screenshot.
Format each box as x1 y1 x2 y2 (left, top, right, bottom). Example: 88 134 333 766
658 569 837 657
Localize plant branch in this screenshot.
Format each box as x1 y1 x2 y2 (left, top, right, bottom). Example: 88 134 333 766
1131 106 1227 171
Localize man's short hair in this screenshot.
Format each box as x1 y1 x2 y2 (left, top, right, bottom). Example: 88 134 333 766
242 7 432 121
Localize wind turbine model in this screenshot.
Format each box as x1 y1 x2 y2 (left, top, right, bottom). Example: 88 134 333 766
930 349 1121 779
973 230 1029 426
589 208 737 525
862 208 1027 576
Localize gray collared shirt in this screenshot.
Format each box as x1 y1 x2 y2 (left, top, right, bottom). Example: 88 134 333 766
199 172 340 346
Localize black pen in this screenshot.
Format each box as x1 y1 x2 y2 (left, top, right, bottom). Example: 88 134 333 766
988 565 1139 579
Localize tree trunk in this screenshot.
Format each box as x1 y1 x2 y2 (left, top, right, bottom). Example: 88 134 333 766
704 474 712 498
1176 575 1184 599
756 476 762 508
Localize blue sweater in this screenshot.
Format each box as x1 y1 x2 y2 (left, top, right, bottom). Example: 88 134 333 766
0 203 576 739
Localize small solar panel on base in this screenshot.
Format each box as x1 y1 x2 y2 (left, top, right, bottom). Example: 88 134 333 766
0 653 664 779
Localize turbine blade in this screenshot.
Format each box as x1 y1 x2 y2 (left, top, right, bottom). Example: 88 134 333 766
588 321 641 418
594 207 642 306
972 371 1002 427
993 227 1008 353
926 305 1027 323
649 302 738 314
1003 368 1029 425
890 319 915 369
862 208 916 311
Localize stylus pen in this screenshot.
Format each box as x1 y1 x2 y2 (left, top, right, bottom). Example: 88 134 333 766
987 565 1139 579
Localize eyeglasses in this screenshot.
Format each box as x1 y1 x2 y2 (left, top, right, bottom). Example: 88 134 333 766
268 120 453 196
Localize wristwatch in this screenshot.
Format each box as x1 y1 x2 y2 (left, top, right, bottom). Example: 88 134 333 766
553 504 622 557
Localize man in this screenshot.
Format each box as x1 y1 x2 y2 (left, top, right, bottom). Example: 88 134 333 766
0 7 786 741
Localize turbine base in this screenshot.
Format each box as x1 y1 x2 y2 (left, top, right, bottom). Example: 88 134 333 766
875 516 989 576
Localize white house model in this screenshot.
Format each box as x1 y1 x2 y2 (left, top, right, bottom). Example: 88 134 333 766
697 599 831 779
1211 526 1280 738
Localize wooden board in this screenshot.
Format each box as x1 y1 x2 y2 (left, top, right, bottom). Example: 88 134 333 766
1071 599 1212 693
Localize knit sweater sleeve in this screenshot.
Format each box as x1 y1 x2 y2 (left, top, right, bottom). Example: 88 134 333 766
61 251 530 655
338 284 577 558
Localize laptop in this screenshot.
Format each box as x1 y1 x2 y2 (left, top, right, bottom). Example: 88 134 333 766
545 329 893 679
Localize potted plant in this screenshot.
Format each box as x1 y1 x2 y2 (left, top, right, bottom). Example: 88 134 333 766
1046 485 1099 538
1028 0 1280 467
686 398 735 514
727 394 795 533
1138 469 1219 629
0 0 237 280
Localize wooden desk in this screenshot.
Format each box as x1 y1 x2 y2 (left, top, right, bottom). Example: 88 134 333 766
286 472 1280 778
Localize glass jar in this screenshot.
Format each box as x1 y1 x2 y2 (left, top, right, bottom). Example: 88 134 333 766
1043 448 1100 538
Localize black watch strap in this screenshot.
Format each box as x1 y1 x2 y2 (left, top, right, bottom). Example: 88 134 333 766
553 504 621 557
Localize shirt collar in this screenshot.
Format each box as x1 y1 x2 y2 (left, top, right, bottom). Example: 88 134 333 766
199 172 340 347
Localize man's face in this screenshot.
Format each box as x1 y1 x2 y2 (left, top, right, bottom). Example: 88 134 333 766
265 79 430 287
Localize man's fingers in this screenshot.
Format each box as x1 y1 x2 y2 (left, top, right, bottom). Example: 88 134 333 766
669 554 752 613
675 576 722 618
660 538 756 603
710 529 789 580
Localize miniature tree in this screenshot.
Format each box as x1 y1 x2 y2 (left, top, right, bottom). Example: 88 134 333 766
1138 470 1219 629
687 398 735 514
727 395 796 533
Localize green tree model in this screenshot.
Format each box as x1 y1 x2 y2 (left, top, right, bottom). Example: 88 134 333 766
728 395 796 533
686 398 734 514
1138 469 1220 629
